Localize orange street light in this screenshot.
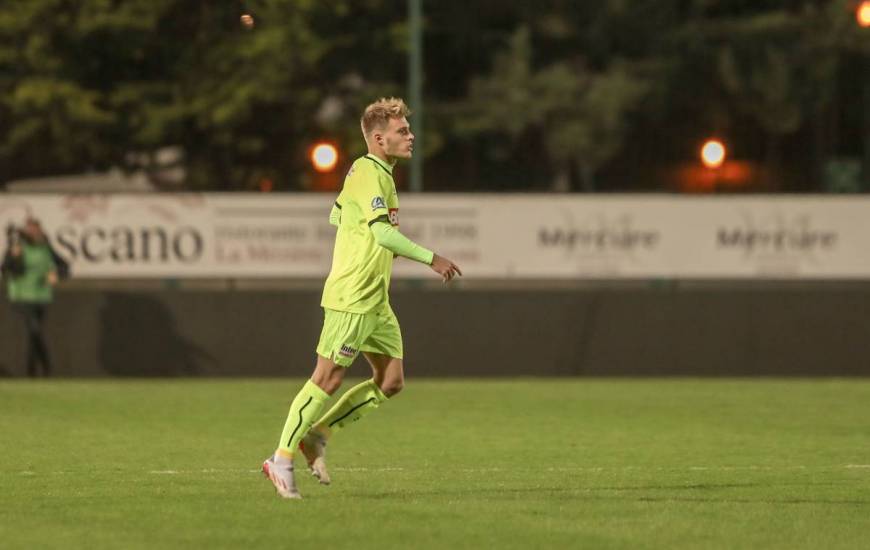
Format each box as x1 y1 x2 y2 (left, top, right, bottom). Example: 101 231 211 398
311 143 338 173
858 1 870 27
701 139 726 169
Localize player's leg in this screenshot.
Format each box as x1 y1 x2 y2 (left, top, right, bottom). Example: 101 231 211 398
300 353 398 485
264 355 340 499
303 306 403 481
365 304 405 397
264 309 369 498
307 354 394 434
367 352 404 397
310 305 402 434
275 354 345 460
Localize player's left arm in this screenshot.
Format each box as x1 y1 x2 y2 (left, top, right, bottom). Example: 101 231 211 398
351 162 461 280
353 167 432 264
369 221 462 281
369 220 433 264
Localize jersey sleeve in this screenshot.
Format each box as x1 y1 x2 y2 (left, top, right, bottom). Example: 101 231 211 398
348 162 390 226
328 201 341 227
370 222 434 265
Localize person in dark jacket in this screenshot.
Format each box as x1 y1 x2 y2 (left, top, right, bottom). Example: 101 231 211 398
1 217 69 377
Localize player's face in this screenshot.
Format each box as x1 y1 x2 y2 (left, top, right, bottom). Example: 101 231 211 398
381 117 414 159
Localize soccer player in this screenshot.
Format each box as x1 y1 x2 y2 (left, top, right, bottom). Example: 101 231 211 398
262 97 462 499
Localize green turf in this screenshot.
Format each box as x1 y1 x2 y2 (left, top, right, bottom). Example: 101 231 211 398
1 378 869 549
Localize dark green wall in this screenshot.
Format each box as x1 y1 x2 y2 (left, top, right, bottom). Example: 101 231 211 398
1 286 868 377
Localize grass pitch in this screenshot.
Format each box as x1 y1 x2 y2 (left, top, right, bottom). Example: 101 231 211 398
2 378 869 549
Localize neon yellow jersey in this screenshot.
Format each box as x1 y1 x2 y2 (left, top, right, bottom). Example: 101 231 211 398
321 154 399 314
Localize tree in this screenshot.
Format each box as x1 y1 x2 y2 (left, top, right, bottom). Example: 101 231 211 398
0 0 866 193
708 7 840 188
0 0 408 190
453 26 653 191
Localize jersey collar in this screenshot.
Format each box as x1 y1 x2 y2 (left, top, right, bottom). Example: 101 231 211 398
364 154 394 176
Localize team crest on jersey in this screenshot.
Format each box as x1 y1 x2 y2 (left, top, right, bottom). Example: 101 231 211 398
338 344 357 358
371 196 387 210
388 208 399 226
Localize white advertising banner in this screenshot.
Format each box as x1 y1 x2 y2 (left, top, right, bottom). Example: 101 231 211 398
1 193 869 279
474 195 870 279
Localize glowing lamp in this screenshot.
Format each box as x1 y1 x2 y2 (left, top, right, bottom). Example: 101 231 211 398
701 139 726 169
311 143 338 172
858 1 870 27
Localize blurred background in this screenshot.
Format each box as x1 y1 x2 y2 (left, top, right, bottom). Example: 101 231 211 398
2 0 870 378
2 0 870 193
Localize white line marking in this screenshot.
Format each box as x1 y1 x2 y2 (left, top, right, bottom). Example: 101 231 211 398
6 465 867 476
143 467 406 475
547 466 811 472
334 467 405 472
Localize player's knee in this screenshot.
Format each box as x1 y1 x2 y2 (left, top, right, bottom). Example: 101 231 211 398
311 370 344 395
380 377 404 397
321 378 342 395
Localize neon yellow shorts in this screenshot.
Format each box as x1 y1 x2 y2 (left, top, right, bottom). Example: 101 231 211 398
315 305 404 367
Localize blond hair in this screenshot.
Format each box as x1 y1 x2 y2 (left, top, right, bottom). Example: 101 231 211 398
360 97 411 136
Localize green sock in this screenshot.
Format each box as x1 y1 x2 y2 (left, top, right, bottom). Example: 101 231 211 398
313 379 388 438
276 380 330 458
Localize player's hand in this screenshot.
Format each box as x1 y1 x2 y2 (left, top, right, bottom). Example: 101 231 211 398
46 271 58 286
430 253 462 283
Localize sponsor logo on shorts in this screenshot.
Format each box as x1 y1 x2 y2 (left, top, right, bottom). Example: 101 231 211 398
339 344 357 358
389 208 399 226
371 196 386 210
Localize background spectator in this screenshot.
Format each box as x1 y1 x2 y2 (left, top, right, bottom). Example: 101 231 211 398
1 217 69 377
